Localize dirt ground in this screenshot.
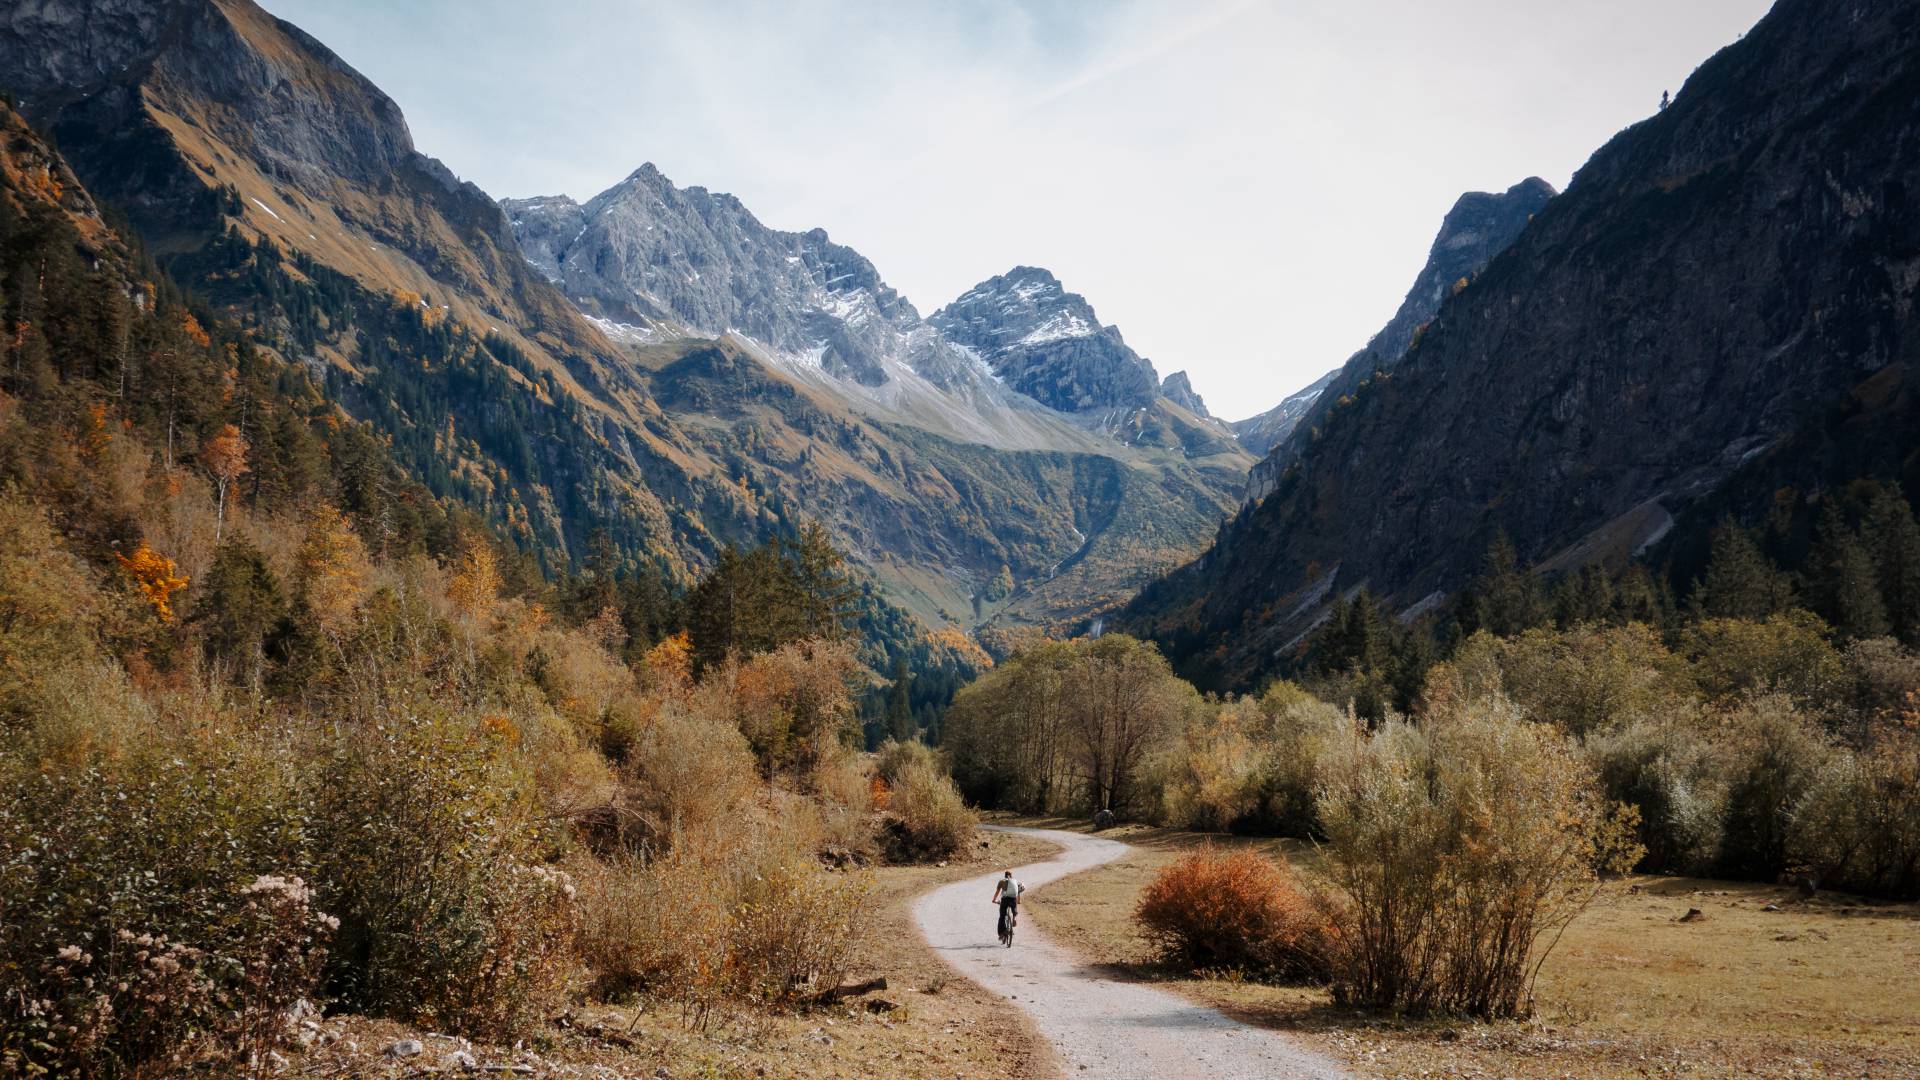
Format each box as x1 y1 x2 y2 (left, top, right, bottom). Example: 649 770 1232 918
1013 817 1920 1080
286 829 1061 1080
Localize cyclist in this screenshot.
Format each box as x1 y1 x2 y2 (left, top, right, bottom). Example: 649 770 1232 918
991 870 1024 945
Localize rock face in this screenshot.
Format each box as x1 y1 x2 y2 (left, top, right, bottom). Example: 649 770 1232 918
1236 177 1555 477
503 168 981 390
929 266 1161 415
1126 0 1920 688
1158 371 1208 416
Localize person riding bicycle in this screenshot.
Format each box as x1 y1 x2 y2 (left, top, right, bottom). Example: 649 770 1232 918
991 870 1024 940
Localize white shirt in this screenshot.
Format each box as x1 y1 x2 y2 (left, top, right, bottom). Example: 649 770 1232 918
997 878 1023 903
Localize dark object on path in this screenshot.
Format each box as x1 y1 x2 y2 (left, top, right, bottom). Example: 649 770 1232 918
1094 808 1115 830
1679 908 1707 923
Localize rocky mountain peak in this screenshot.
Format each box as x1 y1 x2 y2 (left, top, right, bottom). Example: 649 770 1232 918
930 266 1159 415
1159 371 1208 416
505 163 999 391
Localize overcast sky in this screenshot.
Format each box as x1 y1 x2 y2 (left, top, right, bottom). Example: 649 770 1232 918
263 0 1773 420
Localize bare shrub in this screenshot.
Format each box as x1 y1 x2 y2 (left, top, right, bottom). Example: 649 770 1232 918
1155 699 1263 831
1134 846 1335 981
883 759 977 861
1316 694 1640 1018
612 694 757 850
726 855 867 1002
874 737 943 785
810 750 879 858
572 826 870 1027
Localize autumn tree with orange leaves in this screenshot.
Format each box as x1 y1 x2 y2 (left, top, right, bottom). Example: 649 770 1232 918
116 541 189 622
203 422 250 541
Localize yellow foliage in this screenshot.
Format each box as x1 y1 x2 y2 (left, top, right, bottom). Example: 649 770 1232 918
115 541 188 622
296 505 370 636
446 538 501 624
643 630 694 692
80 402 113 463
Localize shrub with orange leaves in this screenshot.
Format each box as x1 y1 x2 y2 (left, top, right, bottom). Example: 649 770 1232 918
180 311 211 349
116 541 189 622
1134 845 1336 982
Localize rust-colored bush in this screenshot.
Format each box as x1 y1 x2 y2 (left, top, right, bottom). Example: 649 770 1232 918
1133 846 1334 981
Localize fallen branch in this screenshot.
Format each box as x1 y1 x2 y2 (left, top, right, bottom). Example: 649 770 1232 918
815 975 889 1003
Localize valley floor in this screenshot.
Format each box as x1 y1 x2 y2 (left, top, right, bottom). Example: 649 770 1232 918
1013 817 1920 1080
286 832 1060 1079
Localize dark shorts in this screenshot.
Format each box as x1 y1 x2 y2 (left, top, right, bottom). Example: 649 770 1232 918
999 896 1018 929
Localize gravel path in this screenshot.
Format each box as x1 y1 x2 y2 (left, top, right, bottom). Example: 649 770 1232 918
913 825 1349 1079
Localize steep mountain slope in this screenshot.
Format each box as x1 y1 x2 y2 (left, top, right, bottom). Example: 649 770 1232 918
0 0 736 570
1125 0 1920 688
1232 370 1336 458
1234 178 1555 467
0 0 1250 638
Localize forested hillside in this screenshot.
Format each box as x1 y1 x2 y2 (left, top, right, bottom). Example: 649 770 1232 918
0 97 991 1076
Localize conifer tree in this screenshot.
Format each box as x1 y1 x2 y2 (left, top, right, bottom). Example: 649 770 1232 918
1809 507 1890 639
1693 519 1793 620
887 656 914 742
1459 535 1549 637
1863 484 1920 644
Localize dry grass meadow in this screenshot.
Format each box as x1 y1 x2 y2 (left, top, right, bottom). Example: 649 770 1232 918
1012 818 1920 1079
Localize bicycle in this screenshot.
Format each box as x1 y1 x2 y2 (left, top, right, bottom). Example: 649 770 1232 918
996 900 1016 947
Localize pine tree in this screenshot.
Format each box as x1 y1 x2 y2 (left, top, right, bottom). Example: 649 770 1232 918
1460 535 1549 637
1863 484 1920 644
1614 564 1669 625
886 656 914 743
195 538 286 675
1554 564 1617 627
1693 519 1793 620
1341 588 1390 674
780 521 858 641
1809 507 1890 639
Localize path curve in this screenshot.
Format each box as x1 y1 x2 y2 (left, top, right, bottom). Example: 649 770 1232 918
913 825 1348 1079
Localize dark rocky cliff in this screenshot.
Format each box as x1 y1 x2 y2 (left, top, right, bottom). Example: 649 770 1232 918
1236 177 1555 473
1125 0 1920 688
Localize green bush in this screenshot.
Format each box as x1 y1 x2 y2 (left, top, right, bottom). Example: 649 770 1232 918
1584 712 1726 873
1787 722 1920 899
0 742 330 1078
310 706 576 1037
1712 694 1831 881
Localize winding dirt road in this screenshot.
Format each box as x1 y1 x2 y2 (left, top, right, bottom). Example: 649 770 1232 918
913 826 1348 1079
